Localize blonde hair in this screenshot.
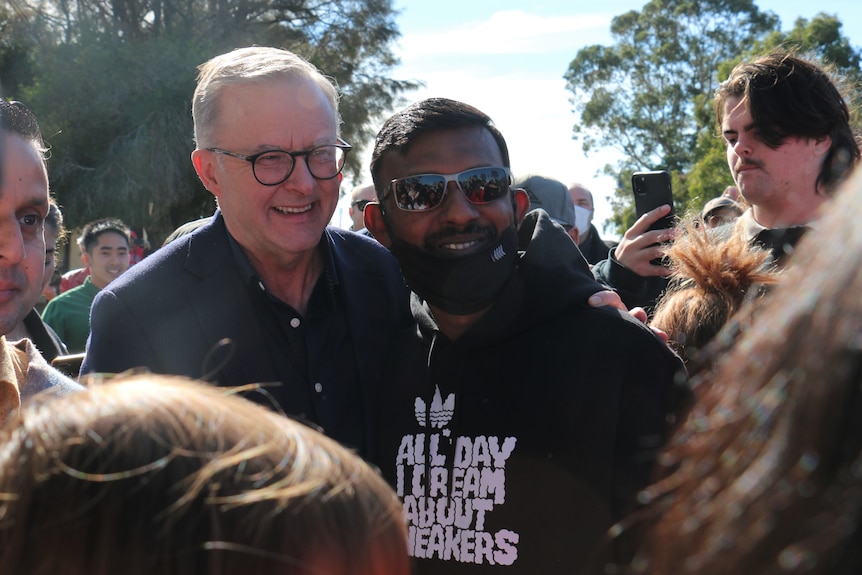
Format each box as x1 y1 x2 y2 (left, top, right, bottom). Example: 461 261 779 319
192 46 340 148
0 375 408 575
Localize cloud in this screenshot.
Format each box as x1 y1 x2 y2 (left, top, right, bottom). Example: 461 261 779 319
398 10 610 58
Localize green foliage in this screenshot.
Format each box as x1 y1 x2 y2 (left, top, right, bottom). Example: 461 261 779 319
565 1 862 234
0 0 417 242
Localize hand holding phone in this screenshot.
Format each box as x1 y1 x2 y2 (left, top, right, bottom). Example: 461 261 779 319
632 171 675 231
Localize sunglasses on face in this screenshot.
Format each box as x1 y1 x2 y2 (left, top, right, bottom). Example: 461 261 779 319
351 199 371 211
386 166 512 212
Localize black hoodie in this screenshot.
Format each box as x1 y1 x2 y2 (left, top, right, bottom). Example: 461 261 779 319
370 211 688 574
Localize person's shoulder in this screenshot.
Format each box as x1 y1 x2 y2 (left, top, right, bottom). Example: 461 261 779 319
107 221 223 293
327 226 397 264
13 339 84 399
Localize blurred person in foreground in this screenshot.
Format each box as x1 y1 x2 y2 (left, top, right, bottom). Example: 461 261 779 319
0 374 409 575
363 97 687 574
593 51 860 310
0 99 80 421
623 165 862 575
649 216 780 369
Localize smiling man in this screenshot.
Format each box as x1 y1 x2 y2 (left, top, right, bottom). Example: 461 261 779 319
42 218 130 353
81 47 410 453
364 98 687 574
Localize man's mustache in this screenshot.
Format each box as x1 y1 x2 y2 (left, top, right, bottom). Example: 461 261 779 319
735 158 763 171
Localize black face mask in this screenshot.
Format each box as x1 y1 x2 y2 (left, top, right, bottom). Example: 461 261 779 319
388 225 519 315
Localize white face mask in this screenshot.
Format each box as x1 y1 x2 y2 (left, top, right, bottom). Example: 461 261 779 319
574 205 592 237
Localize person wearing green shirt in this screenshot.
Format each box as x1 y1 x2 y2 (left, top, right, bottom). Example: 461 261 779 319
42 218 130 353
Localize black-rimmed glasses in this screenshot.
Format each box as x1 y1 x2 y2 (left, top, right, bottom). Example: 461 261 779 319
207 138 351 185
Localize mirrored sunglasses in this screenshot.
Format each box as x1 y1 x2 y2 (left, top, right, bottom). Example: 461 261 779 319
387 166 511 212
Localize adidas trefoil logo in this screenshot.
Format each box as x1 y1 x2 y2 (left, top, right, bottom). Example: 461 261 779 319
415 385 455 429
490 244 507 262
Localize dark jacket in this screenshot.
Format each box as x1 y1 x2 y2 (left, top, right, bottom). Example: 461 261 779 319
82 211 410 450
578 224 617 265
370 211 687 574
592 252 669 312
592 209 809 312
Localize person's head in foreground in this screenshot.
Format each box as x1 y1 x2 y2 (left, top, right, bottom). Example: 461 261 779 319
0 375 409 575
628 166 862 575
650 217 781 367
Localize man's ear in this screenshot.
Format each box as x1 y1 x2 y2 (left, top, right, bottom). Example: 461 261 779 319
512 188 531 228
191 149 221 198
814 134 833 156
80 251 91 268
364 202 391 248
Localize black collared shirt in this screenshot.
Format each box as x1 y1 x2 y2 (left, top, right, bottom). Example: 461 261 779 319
227 231 365 451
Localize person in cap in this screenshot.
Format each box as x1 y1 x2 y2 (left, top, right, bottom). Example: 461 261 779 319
513 174 578 242
363 97 687 574
700 196 743 229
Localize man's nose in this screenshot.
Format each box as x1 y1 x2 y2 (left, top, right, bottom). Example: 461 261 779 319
0 221 25 265
440 182 480 222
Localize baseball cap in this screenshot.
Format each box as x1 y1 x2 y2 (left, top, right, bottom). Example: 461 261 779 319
513 174 576 228
701 196 743 220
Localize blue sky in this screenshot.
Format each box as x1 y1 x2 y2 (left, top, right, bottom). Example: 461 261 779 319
334 1 862 237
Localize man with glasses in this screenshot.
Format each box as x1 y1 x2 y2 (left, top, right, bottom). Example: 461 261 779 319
363 98 686 573
348 183 376 235
81 47 410 454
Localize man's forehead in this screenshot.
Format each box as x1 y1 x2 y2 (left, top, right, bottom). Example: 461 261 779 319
722 95 750 122
216 80 337 137
386 127 502 170
94 231 129 247
0 132 49 207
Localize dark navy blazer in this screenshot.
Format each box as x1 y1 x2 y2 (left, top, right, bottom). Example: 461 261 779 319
81 211 410 450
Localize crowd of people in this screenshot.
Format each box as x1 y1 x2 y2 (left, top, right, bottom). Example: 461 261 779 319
0 45 860 574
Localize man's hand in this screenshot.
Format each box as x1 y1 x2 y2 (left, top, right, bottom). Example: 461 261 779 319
613 205 675 277
588 290 669 343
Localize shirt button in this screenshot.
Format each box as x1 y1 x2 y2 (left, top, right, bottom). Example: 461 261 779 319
290 317 301 328
314 382 323 393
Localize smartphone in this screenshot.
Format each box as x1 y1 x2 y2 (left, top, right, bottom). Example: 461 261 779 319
631 170 675 231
